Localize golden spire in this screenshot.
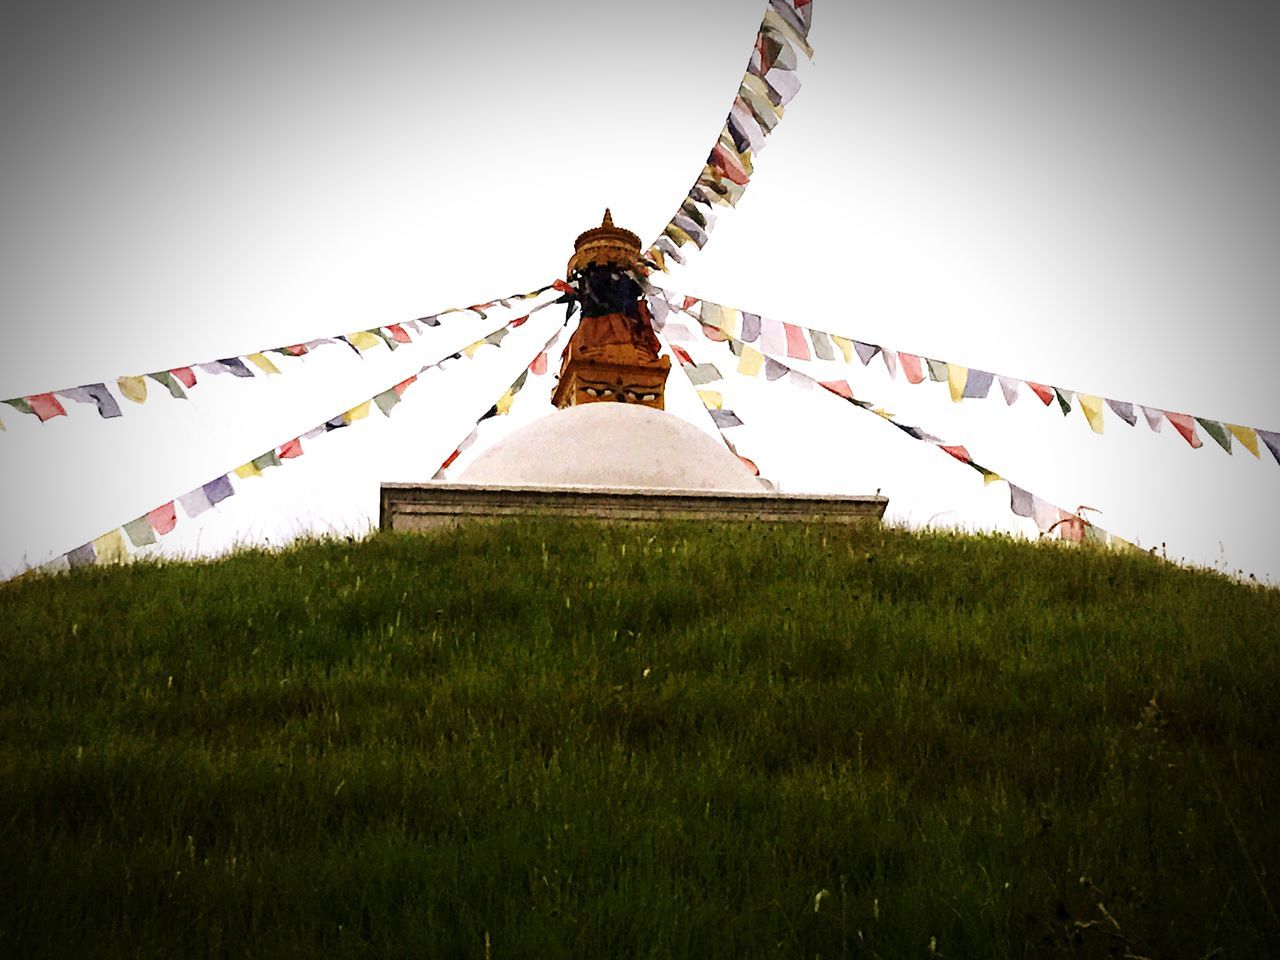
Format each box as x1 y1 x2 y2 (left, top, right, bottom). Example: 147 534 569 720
567 209 643 277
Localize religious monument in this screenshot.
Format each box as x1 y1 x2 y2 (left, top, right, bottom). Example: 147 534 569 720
551 210 670 410
379 212 887 528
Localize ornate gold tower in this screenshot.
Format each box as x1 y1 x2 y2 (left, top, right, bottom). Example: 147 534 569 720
552 210 671 410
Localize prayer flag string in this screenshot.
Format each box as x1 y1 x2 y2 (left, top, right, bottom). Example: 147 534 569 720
645 0 814 273
432 318 571 480
654 290 1145 551
0 282 560 429
27 300 565 575
667 293 1278 468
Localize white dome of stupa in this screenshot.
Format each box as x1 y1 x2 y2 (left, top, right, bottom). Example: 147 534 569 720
457 403 765 492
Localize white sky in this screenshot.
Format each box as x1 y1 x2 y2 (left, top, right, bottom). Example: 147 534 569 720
1 1 1277 583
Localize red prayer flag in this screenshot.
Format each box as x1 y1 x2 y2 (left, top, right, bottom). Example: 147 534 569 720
171 366 197 388
783 324 811 360
1026 382 1054 405
530 353 548 375
709 144 751 185
148 501 177 535
386 324 411 344
899 353 925 384
682 296 699 311
27 393 67 421
510 314 530 329
819 380 853 400
280 344 309 357
1056 511 1085 543
1164 412 1203 449
278 438 304 459
440 448 462 471
552 280 575 295
671 345 694 366
940 445 972 464
393 375 417 396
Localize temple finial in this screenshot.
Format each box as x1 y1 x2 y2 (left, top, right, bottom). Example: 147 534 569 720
602 208 614 227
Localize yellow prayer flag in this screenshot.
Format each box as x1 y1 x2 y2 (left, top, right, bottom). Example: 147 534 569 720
649 247 667 271
347 332 382 352
664 223 694 247
872 408 894 420
247 352 281 375
982 471 1002 486
1079 394 1105 434
737 346 765 377
92 528 128 565
830 335 854 364
234 462 261 479
462 340 485 358
343 401 371 424
696 390 723 410
1109 535 1140 554
496 390 515 416
947 365 968 403
117 376 147 404
1227 424 1261 458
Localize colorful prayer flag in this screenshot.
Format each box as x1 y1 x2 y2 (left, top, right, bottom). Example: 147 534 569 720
123 516 157 549
67 542 97 569
347 331 382 352
278 438 303 460
203 475 235 504
117 377 147 404
148 502 177 535
737 345 765 377
947 365 968 403
247 353 281 375
147 371 187 399
374 389 401 417
1164 412 1203 449
830 335 855 364
343 401 371 424
1227 424 1260 458
1079 394 1105 434
1106 398 1137 426
57 384 120 419
854 341 881 366
92 529 127 564
1026 382 1054 405
963 369 994 399
783 323 810 360
900 353 925 384
998 377 1020 405
1196 417 1231 453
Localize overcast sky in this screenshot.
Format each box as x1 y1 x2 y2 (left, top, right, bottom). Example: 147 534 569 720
1 0 1277 582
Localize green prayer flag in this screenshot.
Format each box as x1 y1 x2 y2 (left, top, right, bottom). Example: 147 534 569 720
147 371 187 399
123 515 157 548
1195 417 1232 454
252 450 282 471
374 389 401 417
1054 388 1074 416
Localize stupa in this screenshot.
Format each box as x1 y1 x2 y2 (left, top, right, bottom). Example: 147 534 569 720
379 213 887 529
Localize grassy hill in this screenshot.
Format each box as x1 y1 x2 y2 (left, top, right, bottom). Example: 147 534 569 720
2 521 1278 958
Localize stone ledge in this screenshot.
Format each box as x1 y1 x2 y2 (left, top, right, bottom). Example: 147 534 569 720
380 483 888 531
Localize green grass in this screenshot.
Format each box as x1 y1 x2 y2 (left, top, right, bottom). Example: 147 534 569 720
2 521 1278 958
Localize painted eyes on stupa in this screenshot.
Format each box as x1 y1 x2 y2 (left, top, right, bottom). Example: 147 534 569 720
582 386 657 403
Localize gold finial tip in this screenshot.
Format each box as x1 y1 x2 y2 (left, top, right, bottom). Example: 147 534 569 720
602 208 614 226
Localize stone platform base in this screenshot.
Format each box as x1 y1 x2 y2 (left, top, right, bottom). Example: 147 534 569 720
380 483 888 532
